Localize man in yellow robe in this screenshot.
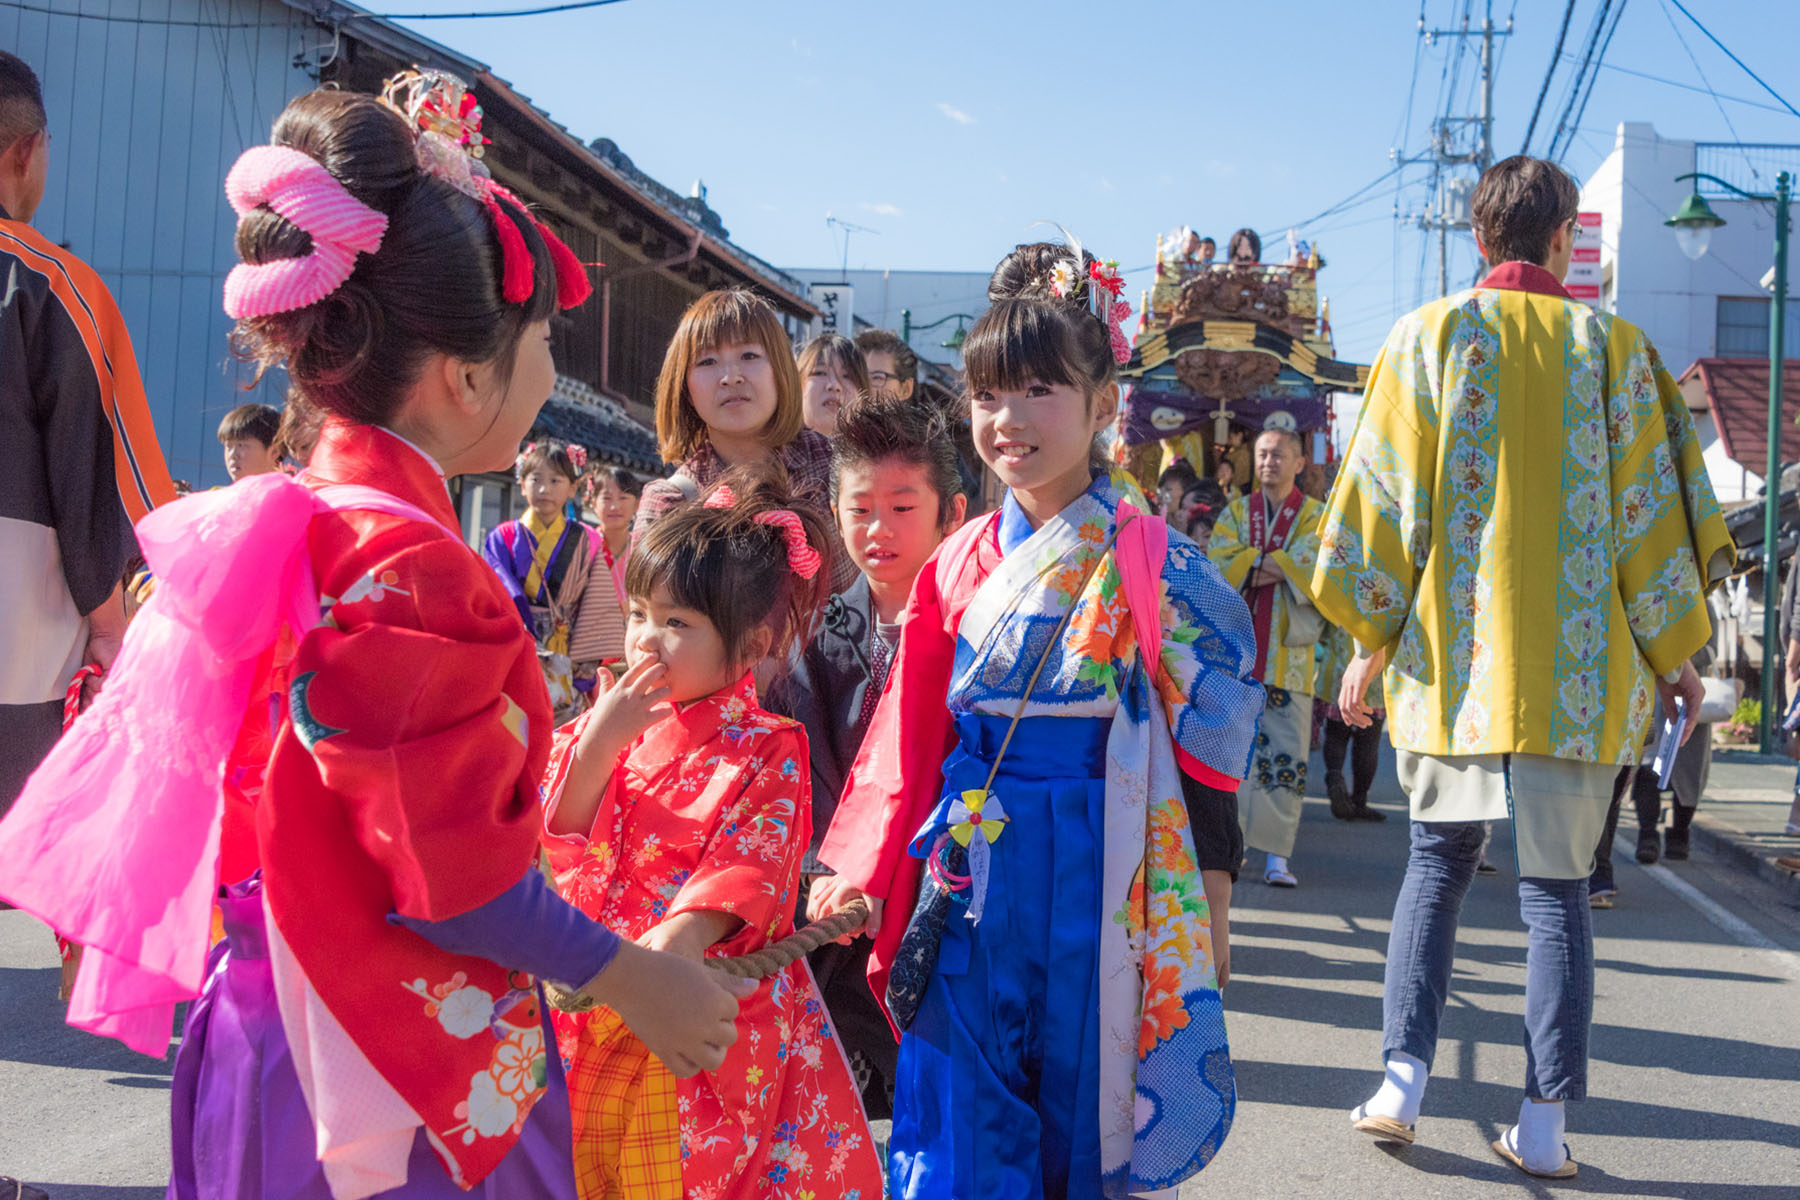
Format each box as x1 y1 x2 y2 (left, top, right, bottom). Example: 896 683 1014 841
1209 427 1325 887
1311 156 1733 1179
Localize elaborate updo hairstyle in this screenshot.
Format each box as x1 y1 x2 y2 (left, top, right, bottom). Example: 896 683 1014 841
829 390 964 528
624 462 832 671
961 240 1118 407
231 88 560 427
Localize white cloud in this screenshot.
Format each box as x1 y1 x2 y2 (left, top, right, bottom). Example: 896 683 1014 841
937 102 976 125
860 202 904 217
1205 160 1240 179
1099 176 1116 192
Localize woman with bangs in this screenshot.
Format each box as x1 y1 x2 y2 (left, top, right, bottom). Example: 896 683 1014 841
795 332 871 438
808 241 1266 1199
635 290 856 591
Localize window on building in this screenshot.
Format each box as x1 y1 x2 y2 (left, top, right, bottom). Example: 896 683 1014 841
1716 296 1800 358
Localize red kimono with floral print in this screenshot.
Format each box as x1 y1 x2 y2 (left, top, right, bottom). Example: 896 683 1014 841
543 675 882 1200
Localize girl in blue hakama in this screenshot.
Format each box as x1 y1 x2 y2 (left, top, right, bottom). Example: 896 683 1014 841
809 240 1266 1199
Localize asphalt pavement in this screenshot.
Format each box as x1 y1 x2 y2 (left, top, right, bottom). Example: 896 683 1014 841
4 743 1799 1198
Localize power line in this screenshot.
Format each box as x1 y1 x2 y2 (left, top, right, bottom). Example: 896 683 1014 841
1262 164 1406 239
1556 0 1628 160
1521 0 1578 154
1665 0 1800 120
364 0 630 17
1659 0 1762 185
1593 59 1795 115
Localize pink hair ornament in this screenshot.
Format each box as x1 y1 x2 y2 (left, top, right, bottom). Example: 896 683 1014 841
221 146 388 320
702 486 821 580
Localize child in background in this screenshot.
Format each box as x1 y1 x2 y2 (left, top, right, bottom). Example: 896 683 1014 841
565 466 642 674
485 440 600 722
795 331 870 438
217 402 282 481
543 467 882 1200
764 391 967 1118
808 239 1266 1199
634 289 855 591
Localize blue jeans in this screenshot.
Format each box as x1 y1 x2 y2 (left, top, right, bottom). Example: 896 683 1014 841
1382 819 1594 1101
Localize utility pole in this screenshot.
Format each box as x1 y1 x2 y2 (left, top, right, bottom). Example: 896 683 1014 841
1403 2 1512 297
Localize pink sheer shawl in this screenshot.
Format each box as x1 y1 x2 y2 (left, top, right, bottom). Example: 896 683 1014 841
0 473 439 1056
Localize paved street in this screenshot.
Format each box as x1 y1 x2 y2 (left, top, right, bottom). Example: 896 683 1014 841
5 746 1799 1198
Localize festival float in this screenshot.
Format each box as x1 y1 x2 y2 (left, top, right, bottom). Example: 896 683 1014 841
1115 229 1371 495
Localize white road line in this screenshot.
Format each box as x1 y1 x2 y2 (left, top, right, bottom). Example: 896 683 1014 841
1615 833 1800 980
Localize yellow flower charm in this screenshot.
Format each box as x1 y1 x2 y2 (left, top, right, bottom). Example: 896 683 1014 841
948 789 1008 847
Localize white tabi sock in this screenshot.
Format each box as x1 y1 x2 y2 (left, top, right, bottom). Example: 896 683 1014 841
1511 1097 1567 1173
1363 1050 1427 1125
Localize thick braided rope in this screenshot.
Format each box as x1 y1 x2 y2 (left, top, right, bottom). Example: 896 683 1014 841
546 898 870 1014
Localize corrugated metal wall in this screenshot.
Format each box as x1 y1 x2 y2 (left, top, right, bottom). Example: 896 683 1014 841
7 0 317 487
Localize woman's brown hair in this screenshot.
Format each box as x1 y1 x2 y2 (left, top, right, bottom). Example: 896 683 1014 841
795 333 872 401
623 462 832 670
231 87 559 427
652 289 803 464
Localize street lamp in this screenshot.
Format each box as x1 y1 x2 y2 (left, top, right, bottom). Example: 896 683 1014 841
1668 169 1791 753
900 308 979 353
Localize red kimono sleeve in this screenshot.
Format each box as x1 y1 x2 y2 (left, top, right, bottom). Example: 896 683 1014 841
665 724 811 952
271 531 550 923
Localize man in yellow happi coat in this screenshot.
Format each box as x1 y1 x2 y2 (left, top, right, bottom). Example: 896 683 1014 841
1311 157 1734 1179
1209 426 1326 887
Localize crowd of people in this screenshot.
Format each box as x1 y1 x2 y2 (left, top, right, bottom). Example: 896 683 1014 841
0 46 1741 1200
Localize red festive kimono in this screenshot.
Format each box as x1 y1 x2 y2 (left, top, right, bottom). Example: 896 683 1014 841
251 420 557 1186
542 674 883 1200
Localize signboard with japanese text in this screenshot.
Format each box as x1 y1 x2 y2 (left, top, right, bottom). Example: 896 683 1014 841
809 284 854 340
1566 212 1602 303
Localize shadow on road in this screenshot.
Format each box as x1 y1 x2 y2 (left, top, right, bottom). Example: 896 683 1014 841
1368 1140 1800 1197
0 967 177 1076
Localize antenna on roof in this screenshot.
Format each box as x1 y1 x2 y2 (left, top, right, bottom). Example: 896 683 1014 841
825 213 879 282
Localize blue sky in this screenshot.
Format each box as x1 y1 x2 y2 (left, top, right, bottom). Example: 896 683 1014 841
387 0 1800 367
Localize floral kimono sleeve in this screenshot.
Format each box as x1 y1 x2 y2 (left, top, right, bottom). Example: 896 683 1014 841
1311 318 1442 652
665 724 811 950
1604 321 1736 675
280 533 548 924
1155 538 1264 785
1269 501 1323 602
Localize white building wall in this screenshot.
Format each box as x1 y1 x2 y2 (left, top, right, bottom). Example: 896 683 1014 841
789 267 990 370
1581 122 1795 503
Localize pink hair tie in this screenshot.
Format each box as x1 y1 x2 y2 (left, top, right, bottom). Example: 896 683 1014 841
222 146 388 319
702 486 821 579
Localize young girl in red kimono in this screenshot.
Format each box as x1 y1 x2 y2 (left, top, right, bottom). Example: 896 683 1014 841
808 241 1266 1199
0 76 754 1199
543 469 885 1200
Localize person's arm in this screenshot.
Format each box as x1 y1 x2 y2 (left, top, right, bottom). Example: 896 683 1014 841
1268 503 1324 602
1307 326 1437 654
1180 773 1240 880
1207 502 1258 589
632 478 686 537
545 657 670 838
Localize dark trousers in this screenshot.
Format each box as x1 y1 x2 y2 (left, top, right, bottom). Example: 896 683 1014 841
1322 713 1385 798
1591 767 1695 890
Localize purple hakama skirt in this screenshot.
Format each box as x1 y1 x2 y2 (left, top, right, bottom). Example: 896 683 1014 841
167 879 576 1199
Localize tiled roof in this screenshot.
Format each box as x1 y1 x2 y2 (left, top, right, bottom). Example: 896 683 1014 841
1679 357 1800 474
532 376 663 474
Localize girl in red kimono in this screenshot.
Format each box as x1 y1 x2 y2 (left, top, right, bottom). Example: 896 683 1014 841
0 78 753 1199
543 469 885 1200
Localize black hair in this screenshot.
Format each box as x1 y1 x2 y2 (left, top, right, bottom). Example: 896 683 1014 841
830 390 964 527
232 86 558 428
963 240 1115 400
217 402 282 447
624 463 832 671
0 51 46 155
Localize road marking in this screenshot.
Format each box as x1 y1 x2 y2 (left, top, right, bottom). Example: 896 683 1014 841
1616 833 1800 980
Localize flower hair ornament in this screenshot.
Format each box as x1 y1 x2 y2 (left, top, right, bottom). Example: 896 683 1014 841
702 486 822 580
221 146 388 319
514 441 539 472
1044 239 1133 366
380 68 593 311
565 444 589 472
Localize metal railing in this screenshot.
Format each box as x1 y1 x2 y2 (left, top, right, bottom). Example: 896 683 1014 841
1694 143 1800 200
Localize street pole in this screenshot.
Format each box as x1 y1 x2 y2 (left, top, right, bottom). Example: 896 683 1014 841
901 308 910 345
1762 170 1791 753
